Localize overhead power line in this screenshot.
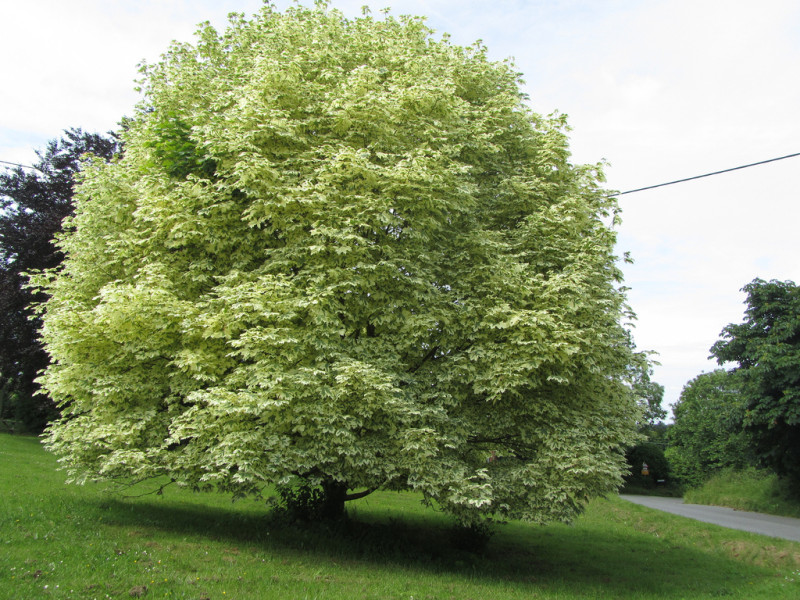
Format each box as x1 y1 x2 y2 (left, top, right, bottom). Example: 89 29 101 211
614 151 800 196
0 159 41 172
4 151 799 192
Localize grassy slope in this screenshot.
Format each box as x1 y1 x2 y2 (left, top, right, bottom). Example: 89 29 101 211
685 468 800 518
2 433 799 600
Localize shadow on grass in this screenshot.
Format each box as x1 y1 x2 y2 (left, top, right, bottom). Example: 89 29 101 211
90 495 760 598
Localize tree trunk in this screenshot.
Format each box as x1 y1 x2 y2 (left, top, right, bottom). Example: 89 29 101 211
320 479 348 520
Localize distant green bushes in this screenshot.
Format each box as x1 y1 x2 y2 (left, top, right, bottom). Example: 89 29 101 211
624 443 670 487
665 370 755 489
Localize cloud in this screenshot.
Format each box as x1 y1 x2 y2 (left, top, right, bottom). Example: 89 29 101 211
512 0 800 410
0 0 265 162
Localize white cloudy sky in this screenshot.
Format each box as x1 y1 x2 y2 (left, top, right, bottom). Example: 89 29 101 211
2 0 799 415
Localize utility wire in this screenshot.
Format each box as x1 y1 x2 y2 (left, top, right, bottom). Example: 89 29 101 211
0 159 41 172
613 151 800 196
4 150 799 190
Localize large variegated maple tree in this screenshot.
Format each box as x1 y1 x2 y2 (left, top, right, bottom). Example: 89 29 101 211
37 3 642 524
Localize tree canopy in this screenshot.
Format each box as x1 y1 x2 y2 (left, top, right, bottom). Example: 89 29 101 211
37 4 642 524
665 369 752 487
710 278 800 488
632 362 666 427
0 129 119 431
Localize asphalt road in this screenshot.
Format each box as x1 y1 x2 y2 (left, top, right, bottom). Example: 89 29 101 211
620 495 800 542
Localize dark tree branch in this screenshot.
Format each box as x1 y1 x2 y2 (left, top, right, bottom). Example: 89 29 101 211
344 487 377 502
409 344 439 374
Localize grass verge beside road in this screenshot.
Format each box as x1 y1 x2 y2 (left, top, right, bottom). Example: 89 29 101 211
2 433 800 599
685 468 800 519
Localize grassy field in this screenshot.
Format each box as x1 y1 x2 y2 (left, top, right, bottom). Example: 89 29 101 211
2 433 800 599
685 468 800 519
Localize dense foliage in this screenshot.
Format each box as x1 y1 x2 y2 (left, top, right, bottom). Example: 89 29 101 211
37 4 642 524
624 442 670 489
711 279 800 489
665 370 752 487
632 365 666 427
0 129 119 431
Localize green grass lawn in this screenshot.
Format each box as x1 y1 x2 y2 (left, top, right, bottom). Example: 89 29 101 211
2 433 799 599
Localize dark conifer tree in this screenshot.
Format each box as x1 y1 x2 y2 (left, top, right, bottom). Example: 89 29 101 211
0 129 119 431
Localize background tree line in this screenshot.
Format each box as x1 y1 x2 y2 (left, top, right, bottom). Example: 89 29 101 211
0 129 119 432
668 278 800 490
628 278 800 496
